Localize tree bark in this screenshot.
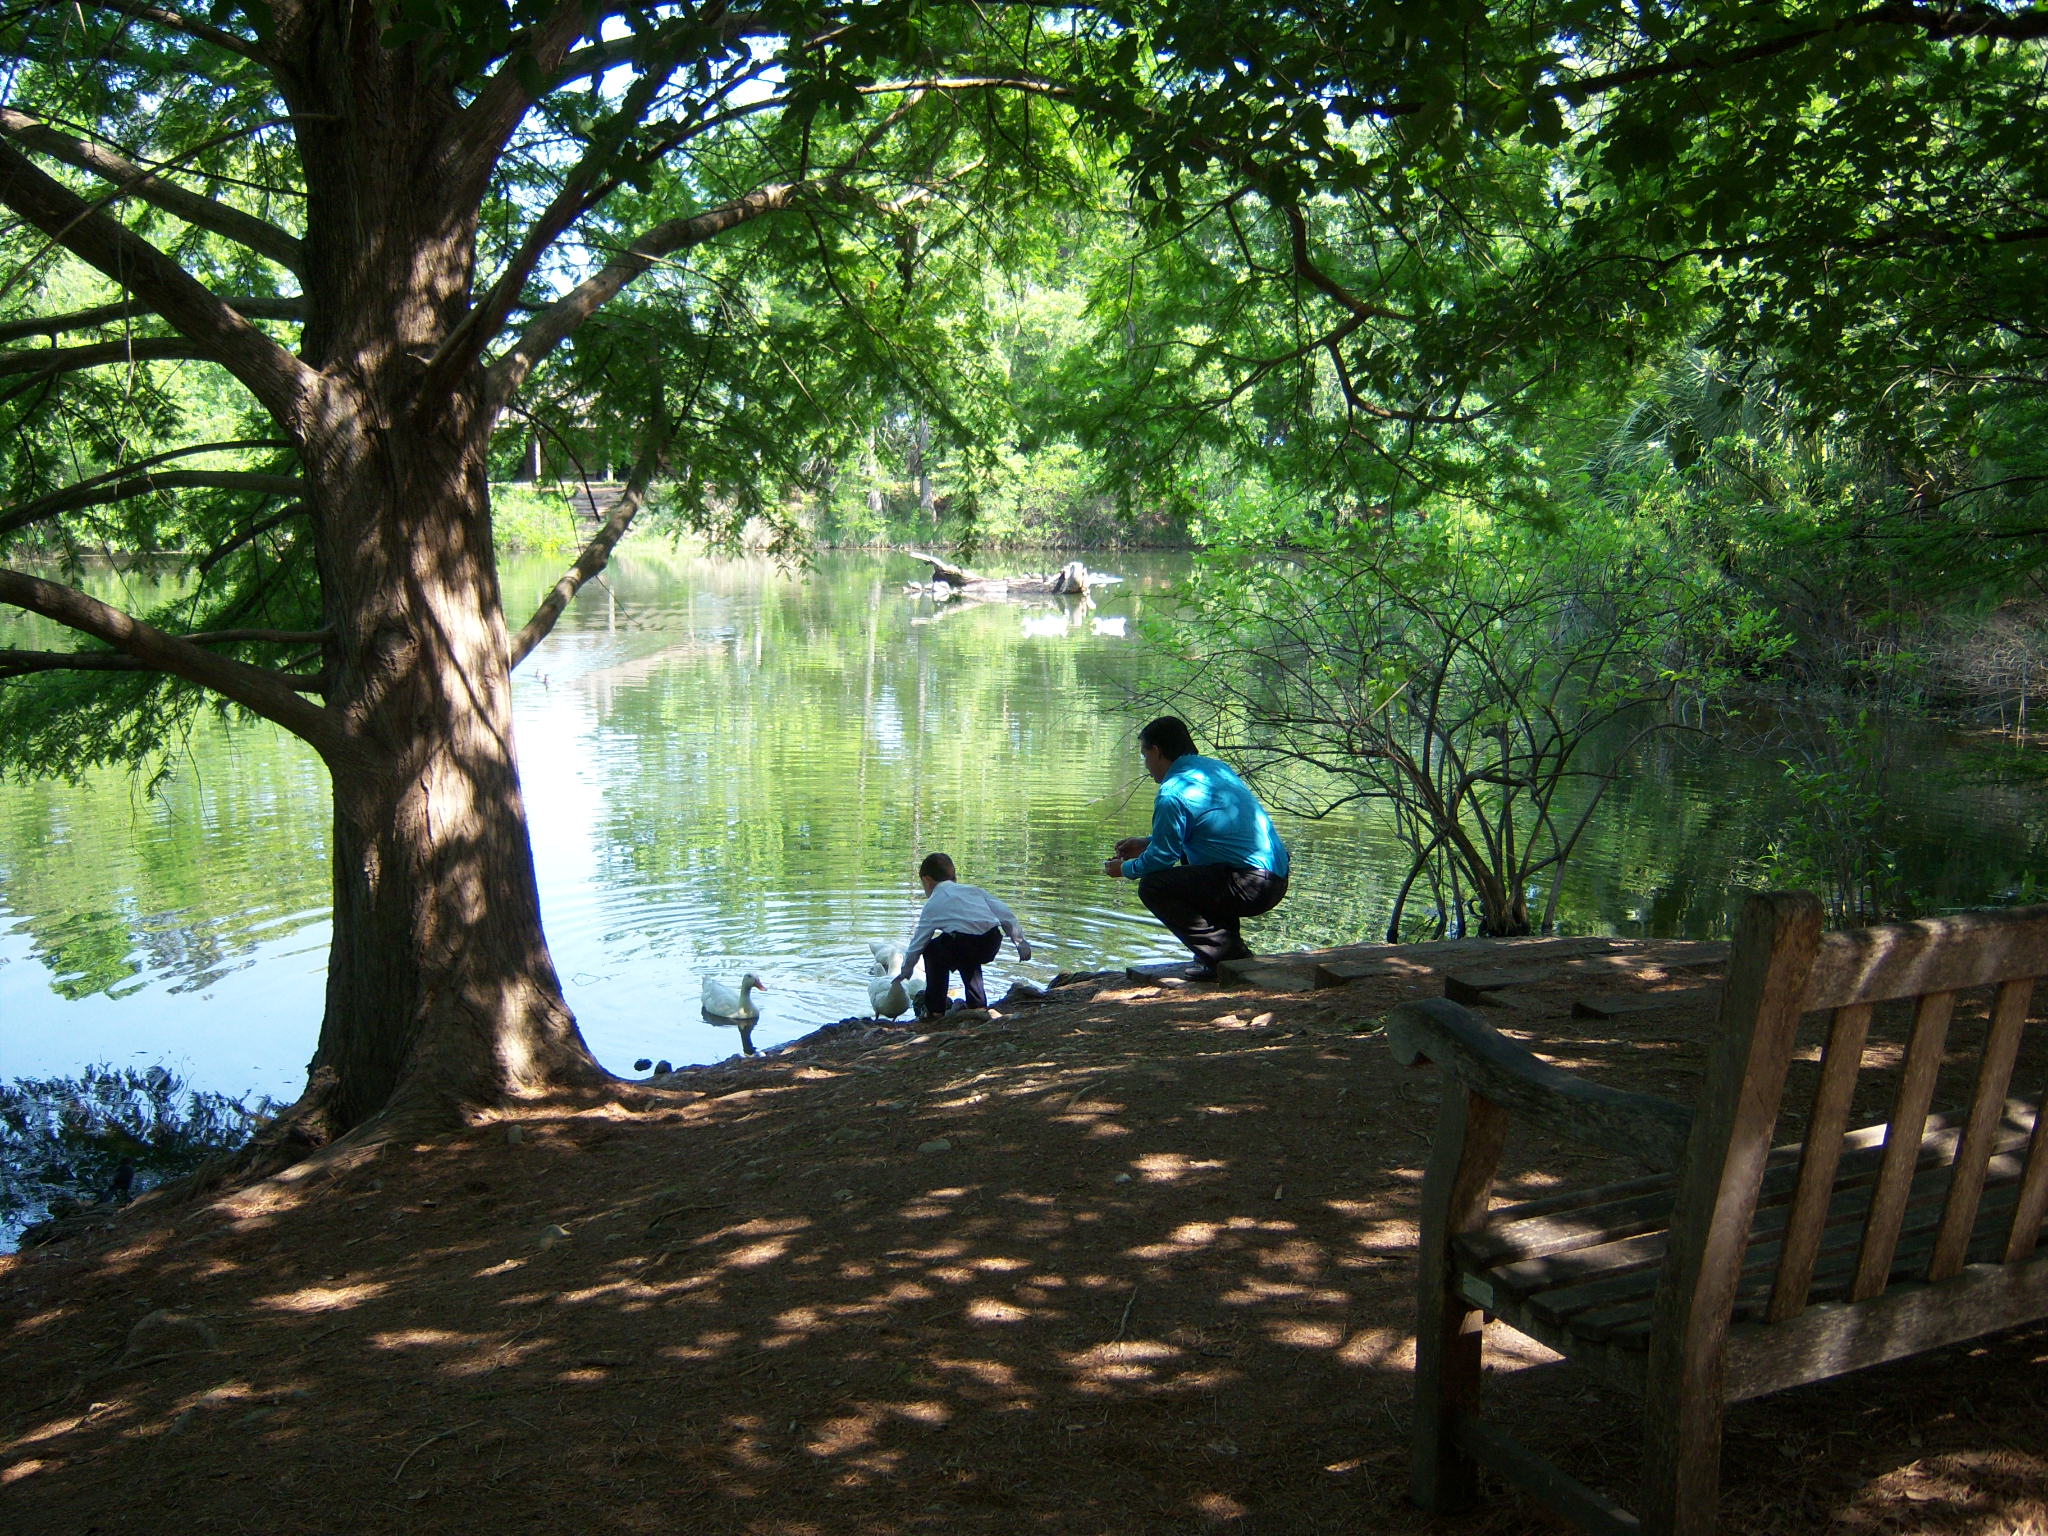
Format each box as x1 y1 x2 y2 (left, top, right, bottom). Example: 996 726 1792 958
291 376 609 1138
265 21 611 1139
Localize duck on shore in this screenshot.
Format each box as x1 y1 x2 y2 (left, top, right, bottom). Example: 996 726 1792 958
866 943 927 1018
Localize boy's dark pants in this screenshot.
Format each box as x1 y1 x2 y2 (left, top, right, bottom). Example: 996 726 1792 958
921 928 1003 1015
1137 865 1289 970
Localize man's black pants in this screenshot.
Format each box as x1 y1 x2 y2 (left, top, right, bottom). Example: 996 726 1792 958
1137 865 1289 971
920 927 1003 1015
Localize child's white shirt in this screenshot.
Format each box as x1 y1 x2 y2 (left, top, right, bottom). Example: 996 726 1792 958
901 882 1030 973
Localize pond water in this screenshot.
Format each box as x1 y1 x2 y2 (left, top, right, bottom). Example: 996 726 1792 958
4 546 2046 1113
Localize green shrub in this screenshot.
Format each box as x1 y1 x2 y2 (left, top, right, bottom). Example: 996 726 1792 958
1 1065 274 1243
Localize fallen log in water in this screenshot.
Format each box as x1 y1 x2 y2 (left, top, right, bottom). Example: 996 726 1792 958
900 551 1123 600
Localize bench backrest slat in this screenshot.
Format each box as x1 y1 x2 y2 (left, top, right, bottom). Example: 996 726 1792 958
1803 905 2048 1010
1850 990 1956 1301
1929 977 2034 1282
2006 1091 2048 1263
1707 899 2048 1320
1766 1002 1872 1321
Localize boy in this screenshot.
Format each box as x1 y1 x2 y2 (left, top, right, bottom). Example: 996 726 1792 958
897 852 1032 1018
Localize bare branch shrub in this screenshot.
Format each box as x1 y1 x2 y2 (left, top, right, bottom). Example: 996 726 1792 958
1152 518 1747 937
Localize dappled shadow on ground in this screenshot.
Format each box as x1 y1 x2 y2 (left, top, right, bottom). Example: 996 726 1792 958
3 952 2045 1534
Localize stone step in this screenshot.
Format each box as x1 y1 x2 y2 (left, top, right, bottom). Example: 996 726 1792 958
1571 990 1709 1020
1222 962 1322 992
1126 961 1207 987
1313 958 1400 988
1444 967 1565 1005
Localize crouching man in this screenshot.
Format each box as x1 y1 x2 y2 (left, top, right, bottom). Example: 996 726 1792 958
1104 716 1290 978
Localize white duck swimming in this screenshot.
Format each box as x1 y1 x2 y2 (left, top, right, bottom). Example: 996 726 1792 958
702 973 768 1019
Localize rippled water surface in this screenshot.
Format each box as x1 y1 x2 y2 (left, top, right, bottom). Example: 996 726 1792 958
5 547 2046 1106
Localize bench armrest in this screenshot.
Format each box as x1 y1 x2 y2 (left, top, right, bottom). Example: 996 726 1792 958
1385 995 1695 1171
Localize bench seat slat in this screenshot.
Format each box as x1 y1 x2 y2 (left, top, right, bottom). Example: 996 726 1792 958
1463 1130 2046 1347
1466 1108 2030 1270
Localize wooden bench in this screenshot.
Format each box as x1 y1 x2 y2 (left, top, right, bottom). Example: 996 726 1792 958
1385 891 2048 1535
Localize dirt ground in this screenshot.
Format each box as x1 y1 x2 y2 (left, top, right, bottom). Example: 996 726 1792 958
4 938 2046 1536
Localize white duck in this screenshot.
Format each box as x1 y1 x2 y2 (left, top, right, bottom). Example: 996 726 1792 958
702 973 768 1019
866 942 927 1017
867 971 914 1019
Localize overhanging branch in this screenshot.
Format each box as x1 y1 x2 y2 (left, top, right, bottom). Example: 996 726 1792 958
0 295 303 343
1567 0 2048 103
76 0 262 60
0 108 304 273
0 567 345 756
486 179 808 408
0 139 312 420
0 629 327 692
0 461 302 539
509 420 673 667
0 335 222 379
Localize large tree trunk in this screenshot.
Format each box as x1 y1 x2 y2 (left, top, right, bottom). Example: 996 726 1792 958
270 27 611 1142
296 401 608 1139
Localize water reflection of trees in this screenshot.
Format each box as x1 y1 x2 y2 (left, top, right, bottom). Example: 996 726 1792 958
10 552 2048 1013
1 724 328 996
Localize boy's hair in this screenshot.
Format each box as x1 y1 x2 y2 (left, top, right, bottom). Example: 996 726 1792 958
1139 715 1197 761
919 852 957 883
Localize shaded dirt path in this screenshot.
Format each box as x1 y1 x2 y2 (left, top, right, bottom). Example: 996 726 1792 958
5 942 2045 1534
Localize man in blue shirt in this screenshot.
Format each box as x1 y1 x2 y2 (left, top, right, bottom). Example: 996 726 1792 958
1103 716 1291 979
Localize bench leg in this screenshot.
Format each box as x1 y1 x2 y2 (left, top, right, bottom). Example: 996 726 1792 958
1413 1275 1489 1509
1410 1086 1508 1512
1639 1389 1723 1536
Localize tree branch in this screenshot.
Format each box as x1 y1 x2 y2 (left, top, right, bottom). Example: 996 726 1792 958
1 624 323 669
426 56 681 399
194 501 309 576
0 335 221 379
509 420 673 667
0 463 302 539
0 295 303 343
0 139 312 421
0 108 304 273
452 1 597 186
486 179 809 408
0 567 345 755
545 8 780 93
75 0 262 60
474 62 1063 410
1562 1 2048 104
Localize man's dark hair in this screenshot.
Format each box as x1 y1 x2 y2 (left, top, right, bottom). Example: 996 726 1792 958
1139 716 1197 761
919 852 957 883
